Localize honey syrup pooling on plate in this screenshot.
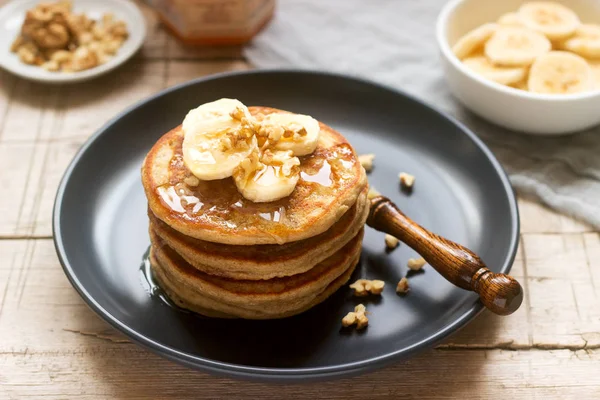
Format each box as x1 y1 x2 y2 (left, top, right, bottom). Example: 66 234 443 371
155 138 357 230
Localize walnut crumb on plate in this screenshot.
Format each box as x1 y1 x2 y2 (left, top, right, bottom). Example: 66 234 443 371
358 153 375 172
407 257 426 271
396 277 410 294
399 172 415 189
349 279 385 296
384 234 399 250
342 304 369 329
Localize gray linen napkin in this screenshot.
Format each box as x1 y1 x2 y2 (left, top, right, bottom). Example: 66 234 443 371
244 0 600 229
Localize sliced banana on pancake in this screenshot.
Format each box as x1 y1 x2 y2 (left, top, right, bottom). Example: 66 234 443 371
561 24 600 59
233 149 301 203
517 2 580 40
258 113 320 156
182 98 258 180
452 23 498 60
528 51 594 94
498 12 522 27
485 26 551 66
463 55 528 85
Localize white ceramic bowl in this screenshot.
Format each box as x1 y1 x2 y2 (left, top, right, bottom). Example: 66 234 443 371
436 0 600 135
0 0 146 84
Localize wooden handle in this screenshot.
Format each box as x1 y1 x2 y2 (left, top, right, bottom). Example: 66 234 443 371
367 196 523 316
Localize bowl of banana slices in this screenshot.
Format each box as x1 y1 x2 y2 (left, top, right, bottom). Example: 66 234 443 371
437 0 600 135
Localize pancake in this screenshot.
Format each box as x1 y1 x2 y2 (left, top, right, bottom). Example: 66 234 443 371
142 106 368 245
149 228 363 319
149 186 369 280
153 254 360 319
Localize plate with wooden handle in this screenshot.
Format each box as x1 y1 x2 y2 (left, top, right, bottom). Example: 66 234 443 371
54 70 520 381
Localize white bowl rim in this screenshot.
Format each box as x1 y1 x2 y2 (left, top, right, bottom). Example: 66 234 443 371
436 0 600 102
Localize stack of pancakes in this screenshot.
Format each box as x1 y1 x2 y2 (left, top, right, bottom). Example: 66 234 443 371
141 107 368 319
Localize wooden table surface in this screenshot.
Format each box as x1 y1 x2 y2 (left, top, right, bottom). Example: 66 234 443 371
1 2 600 399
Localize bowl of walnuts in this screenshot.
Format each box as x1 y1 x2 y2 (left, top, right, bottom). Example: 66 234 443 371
0 0 146 83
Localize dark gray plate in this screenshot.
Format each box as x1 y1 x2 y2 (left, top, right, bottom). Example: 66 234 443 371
53 70 519 382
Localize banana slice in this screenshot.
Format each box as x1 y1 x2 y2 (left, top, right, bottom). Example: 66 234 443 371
528 51 594 94
589 60 600 88
510 79 529 91
561 24 600 59
233 149 300 203
498 12 522 27
258 113 320 156
463 55 528 85
182 98 258 181
485 26 551 66
452 23 498 60
517 2 580 40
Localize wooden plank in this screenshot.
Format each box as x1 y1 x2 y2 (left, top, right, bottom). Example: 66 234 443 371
583 233 600 285
522 233 591 281
56 60 166 142
528 277 600 347
519 197 593 234
0 78 60 143
0 70 16 132
166 60 250 87
135 0 169 60
1 346 599 399
0 143 39 236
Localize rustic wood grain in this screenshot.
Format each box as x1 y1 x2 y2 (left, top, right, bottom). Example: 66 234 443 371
0 1 599 397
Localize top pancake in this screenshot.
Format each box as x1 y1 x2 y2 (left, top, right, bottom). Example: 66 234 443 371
142 106 368 245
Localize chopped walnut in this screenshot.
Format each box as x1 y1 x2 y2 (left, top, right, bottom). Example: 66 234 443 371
399 172 415 189
41 60 60 71
396 277 410 294
50 49 72 63
385 234 399 250
10 36 25 52
407 257 426 271
10 0 128 73
349 279 385 296
359 153 375 172
256 114 308 149
68 46 98 71
17 43 40 65
183 176 200 187
367 186 381 200
342 304 369 329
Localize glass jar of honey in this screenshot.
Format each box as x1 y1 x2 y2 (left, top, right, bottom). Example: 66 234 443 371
146 0 275 45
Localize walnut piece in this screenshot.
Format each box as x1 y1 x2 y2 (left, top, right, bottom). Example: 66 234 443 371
41 60 60 71
349 279 385 297
407 257 426 271
358 153 375 172
399 172 415 189
384 234 399 250
183 176 200 187
342 304 369 329
396 277 410 294
367 186 380 200
69 46 98 71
